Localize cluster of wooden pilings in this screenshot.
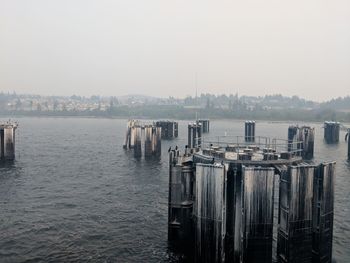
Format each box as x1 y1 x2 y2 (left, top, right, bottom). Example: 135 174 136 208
155 121 178 139
123 120 161 158
288 125 315 159
188 123 202 149
198 119 210 133
0 122 18 161
324 121 340 143
244 120 255 142
168 148 336 263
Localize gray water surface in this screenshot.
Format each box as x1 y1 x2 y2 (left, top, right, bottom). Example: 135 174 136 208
0 118 349 262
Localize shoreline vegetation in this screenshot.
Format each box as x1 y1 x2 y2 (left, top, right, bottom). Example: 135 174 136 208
1 93 350 122
1 106 349 123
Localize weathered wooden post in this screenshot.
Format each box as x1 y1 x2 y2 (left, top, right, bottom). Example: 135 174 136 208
133 126 142 158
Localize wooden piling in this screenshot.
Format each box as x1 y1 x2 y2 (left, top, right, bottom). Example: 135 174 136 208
245 121 255 142
312 162 335 262
241 166 275 263
198 119 210 133
194 163 226 263
278 165 315 262
0 123 17 160
324 121 340 143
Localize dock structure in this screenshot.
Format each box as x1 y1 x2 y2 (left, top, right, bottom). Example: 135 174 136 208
198 119 210 133
245 120 256 142
288 125 315 159
188 122 202 149
155 121 178 139
168 134 335 263
0 122 18 161
123 120 161 158
324 121 340 143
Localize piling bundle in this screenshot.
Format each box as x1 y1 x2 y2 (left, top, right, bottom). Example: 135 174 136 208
278 165 315 262
168 151 194 250
245 121 256 142
241 166 275 263
168 136 336 263
324 121 340 143
198 119 210 133
123 120 161 158
288 126 315 159
188 123 202 149
194 163 226 263
155 121 178 139
312 162 335 262
0 122 18 161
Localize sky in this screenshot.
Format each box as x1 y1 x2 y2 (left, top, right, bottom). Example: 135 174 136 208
0 0 349 101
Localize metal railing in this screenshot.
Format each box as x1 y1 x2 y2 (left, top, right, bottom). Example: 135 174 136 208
194 135 303 156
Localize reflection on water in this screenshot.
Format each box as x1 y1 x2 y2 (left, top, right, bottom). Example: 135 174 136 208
0 118 349 262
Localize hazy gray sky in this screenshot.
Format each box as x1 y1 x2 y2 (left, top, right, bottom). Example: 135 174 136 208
1 0 349 101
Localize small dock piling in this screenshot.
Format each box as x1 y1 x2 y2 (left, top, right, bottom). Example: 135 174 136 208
198 119 210 133
188 123 202 149
324 121 340 143
123 120 161 158
245 121 255 142
288 125 315 159
155 121 178 139
0 122 18 161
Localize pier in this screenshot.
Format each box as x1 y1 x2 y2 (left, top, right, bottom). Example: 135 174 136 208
0 122 18 161
168 131 335 262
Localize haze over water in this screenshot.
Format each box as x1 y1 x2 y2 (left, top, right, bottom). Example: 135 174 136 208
0 118 349 262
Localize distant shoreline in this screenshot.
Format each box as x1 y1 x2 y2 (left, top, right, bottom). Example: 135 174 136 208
1 113 349 126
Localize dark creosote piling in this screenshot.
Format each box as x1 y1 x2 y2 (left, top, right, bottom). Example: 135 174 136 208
324 121 340 144
245 120 255 142
198 119 210 133
155 121 178 139
168 133 335 263
0 122 18 161
188 122 202 149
